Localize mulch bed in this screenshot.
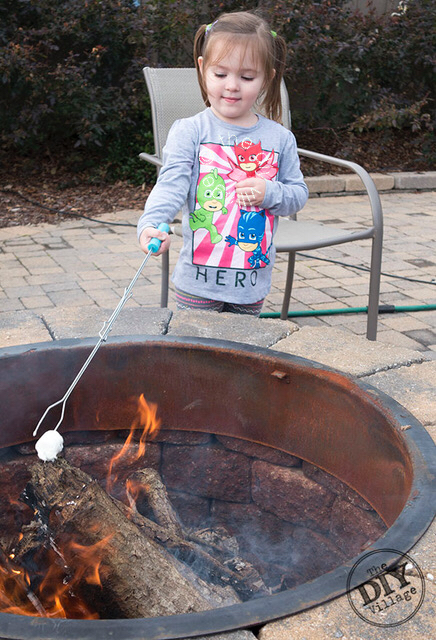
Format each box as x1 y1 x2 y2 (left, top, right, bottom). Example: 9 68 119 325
0 168 149 228
0 130 432 229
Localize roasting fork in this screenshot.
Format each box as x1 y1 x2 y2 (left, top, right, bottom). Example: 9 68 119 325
33 223 170 441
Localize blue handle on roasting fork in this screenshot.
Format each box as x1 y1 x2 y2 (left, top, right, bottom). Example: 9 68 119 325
147 222 170 253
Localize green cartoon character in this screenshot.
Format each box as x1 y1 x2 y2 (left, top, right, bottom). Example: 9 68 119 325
189 168 228 244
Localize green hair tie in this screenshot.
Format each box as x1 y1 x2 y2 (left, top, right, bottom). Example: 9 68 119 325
271 30 277 38
205 21 217 35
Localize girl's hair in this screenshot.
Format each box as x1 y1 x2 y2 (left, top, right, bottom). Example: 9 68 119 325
193 11 287 123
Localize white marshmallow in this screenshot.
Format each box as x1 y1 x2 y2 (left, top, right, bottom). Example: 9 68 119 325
35 430 64 461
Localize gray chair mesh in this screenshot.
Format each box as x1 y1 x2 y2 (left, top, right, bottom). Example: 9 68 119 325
144 68 205 156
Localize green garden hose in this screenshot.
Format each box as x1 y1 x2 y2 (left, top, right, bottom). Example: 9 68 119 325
260 303 436 319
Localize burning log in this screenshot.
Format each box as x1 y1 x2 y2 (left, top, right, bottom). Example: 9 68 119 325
128 468 185 538
126 467 270 600
120 497 268 601
25 457 217 618
0 545 48 616
12 520 47 559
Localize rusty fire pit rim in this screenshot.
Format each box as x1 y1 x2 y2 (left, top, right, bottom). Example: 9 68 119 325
1 333 433 464
1 335 434 519
0 332 416 391
0 333 346 375
1 334 434 513
0 336 435 640
0 332 426 389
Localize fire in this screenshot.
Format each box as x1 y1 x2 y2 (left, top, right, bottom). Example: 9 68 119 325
0 393 159 619
106 393 160 494
67 534 112 587
125 476 150 514
0 530 111 619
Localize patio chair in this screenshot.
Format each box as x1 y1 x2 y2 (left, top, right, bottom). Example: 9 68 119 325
139 67 383 340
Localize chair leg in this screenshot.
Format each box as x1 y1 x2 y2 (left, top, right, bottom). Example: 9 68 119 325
160 251 169 308
366 233 383 340
280 252 296 320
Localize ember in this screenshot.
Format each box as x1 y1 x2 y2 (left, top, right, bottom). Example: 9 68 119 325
0 531 105 619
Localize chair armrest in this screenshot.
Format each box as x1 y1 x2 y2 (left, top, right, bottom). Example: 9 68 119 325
297 147 383 231
139 152 163 168
171 222 183 237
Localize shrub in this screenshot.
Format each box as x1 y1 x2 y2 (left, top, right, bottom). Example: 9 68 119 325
266 0 372 128
0 1 151 170
0 0 254 181
268 0 435 132
0 0 434 182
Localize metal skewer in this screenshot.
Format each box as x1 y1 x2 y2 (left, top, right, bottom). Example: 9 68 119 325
33 223 170 438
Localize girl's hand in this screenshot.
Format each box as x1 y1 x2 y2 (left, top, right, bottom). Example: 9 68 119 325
139 226 171 257
235 178 266 208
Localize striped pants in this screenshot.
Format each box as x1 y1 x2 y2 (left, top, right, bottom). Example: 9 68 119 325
174 288 264 317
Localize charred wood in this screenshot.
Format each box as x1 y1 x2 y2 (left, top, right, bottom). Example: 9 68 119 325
119 500 267 601
128 468 185 538
125 468 269 600
25 458 214 618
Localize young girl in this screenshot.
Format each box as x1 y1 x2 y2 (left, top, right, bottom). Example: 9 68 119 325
137 11 308 315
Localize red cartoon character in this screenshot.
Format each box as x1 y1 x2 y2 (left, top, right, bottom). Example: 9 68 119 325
228 140 278 181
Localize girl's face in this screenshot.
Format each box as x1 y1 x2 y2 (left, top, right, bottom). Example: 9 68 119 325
198 41 265 127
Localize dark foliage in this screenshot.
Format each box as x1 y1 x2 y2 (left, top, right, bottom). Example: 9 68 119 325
0 0 434 184
264 0 435 133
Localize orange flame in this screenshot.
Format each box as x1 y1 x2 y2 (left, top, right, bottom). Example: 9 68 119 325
106 394 160 494
124 476 152 516
66 534 112 587
0 393 160 619
0 530 111 619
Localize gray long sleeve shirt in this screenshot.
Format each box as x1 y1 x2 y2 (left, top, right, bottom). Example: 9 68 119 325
137 107 308 304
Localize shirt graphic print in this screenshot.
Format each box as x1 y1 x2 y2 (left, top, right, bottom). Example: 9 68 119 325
189 139 278 270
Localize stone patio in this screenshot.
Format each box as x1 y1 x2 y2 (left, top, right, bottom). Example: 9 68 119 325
0 187 434 639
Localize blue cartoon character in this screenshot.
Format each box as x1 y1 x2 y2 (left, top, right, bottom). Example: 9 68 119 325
190 168 228 244
225 209 271 269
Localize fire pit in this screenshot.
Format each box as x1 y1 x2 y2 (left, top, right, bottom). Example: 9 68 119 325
0 336 434 640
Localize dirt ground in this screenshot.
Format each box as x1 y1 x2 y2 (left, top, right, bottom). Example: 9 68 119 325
0 129 433 229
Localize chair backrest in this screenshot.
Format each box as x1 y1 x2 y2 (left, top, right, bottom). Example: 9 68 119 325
143 67 292 157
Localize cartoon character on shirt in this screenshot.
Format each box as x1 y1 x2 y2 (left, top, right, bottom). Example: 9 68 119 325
225 209 271 269
227 141 278 181
189 168 228 244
